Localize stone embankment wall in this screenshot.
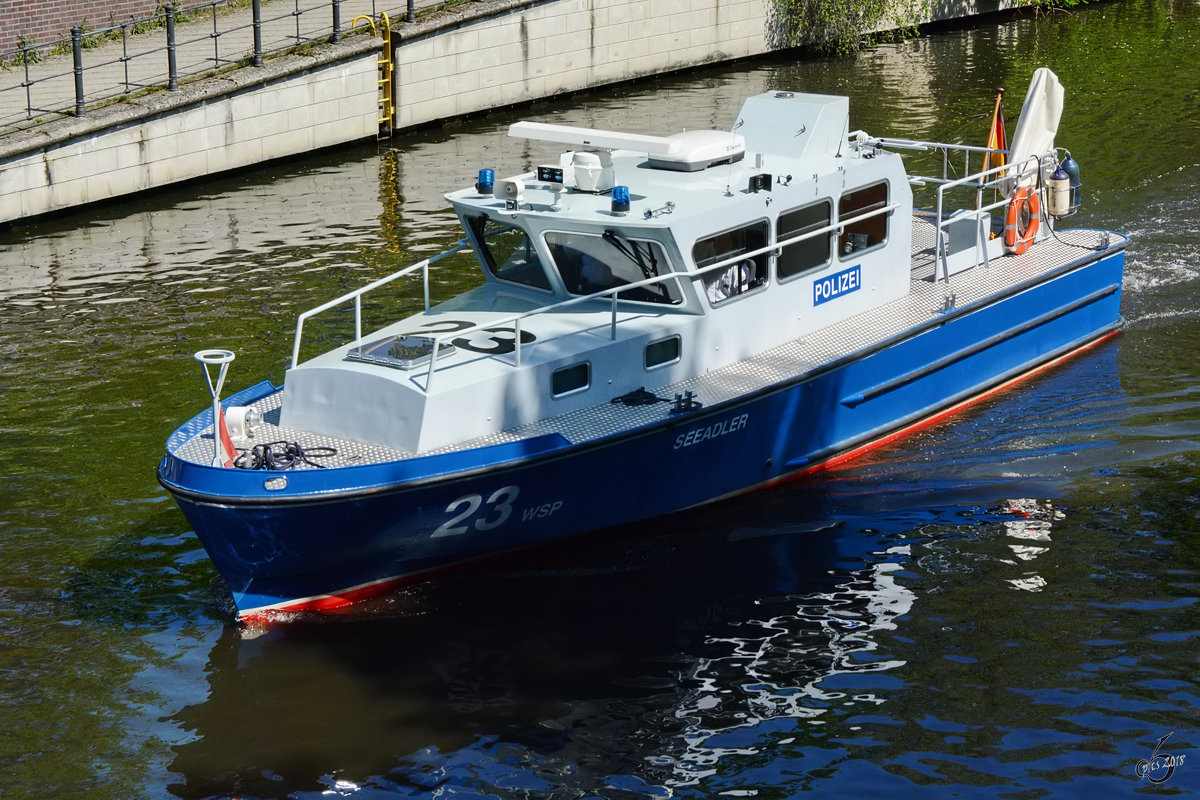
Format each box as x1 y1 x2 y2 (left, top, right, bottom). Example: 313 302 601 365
0 39 380 224
395 0 770 129
390 0 1016 130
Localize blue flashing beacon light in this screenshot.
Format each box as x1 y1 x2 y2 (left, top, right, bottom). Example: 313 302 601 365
611 185 630 215
476 169 495 195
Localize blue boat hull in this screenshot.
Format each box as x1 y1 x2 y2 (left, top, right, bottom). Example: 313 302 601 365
158 248 1125 618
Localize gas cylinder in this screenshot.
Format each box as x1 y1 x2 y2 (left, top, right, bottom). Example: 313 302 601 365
1060 153 1081 209
1048 166 1071 217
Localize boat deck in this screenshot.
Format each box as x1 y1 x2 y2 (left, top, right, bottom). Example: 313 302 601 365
174 218 1123 470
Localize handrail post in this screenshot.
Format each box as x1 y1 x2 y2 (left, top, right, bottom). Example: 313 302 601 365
332 0 342 43
426 336 439 393
120 24 131 91
354 296 362 342
71 27 85 117
252 0 264 66
936 184 948 283
210 0 220 68
514 319 522 367
407 0 415 23
610 294 618 340
977 212 989 270
21 43 33 120
292 315 307 369
166 5 179 91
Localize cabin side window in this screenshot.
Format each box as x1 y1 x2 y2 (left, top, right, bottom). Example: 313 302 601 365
545 231 682 305
838 182 889 258
777 200 832 281
644 335 681 370
468 215 552 290
693 221 769 305
551 362 590 397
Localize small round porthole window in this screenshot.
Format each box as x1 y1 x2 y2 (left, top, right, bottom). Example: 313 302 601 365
644 336 681 370
552 362 590 397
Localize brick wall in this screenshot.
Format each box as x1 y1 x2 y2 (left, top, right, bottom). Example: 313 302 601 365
2 0 164 54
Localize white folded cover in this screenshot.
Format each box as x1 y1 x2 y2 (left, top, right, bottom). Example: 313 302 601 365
1006 68 1064 192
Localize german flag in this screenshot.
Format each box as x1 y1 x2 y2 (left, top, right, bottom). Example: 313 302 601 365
982 87 1007 174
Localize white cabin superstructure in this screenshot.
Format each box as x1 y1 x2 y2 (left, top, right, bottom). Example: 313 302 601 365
277 90 1010 454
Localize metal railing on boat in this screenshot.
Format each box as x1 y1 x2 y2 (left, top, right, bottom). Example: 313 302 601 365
864 135 1048 283
289 238 472 370
930 156 1041 282
288 199 903 391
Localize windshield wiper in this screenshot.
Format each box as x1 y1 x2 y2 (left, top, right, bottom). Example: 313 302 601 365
602 230 669 299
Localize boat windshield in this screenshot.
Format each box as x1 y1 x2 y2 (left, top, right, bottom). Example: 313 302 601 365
469 216 552 290
546 230 682 305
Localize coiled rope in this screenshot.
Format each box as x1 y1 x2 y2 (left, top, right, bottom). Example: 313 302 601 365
233 440 337 470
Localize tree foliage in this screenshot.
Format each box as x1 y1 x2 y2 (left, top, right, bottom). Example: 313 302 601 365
770 0 926 55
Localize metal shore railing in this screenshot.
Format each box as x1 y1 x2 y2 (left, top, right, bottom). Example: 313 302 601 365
0 0 415 137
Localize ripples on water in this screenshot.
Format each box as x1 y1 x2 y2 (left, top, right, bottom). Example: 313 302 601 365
1 0 1199 796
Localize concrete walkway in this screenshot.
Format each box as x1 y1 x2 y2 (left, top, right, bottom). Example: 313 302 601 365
0 0 429 138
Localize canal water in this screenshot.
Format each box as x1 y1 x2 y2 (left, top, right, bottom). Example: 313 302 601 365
2 0 1198 795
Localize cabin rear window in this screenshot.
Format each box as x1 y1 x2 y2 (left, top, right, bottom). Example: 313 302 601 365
838 182 889 258
693 221 769 305
469 216 552 290
546 231 681 305
777 200 832 280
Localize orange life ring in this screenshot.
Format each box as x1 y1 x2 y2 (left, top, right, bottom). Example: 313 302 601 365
1004 187 1040 255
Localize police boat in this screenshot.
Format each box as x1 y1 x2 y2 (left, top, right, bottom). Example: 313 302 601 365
158 68 1125 621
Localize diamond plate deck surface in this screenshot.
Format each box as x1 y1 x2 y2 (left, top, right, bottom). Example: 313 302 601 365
174 223 1123 470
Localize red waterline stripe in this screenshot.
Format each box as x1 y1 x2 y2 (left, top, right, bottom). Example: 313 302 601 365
239 569 446 623
785 328 1121 482
238 541 552 623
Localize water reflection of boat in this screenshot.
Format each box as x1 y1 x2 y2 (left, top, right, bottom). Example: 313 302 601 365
166 509 913 798
157 68 1125 620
